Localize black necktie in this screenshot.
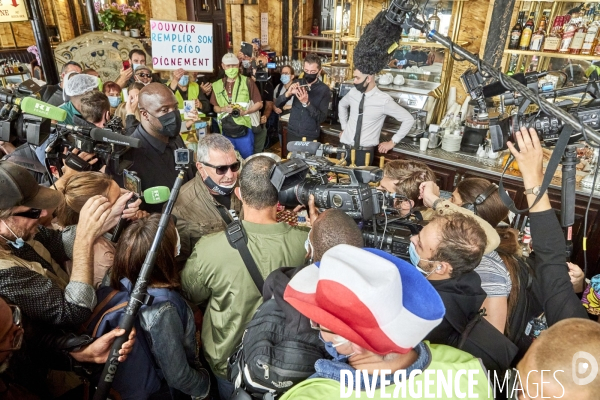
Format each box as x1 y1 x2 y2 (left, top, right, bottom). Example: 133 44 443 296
354 93 365 149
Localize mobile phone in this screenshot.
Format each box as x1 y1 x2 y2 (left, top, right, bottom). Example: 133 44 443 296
123 169 142 195
123 60 131 69
241 42 253 58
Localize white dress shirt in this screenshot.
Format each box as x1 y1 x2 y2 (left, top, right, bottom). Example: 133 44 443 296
338 86 415 147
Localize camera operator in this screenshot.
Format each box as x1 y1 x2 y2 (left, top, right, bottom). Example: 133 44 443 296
377 160 436 218
39 61 83 107
169 68 211 114
108 83 195 213
503 127 595 399
338 67 414 166
172 134 243 258
182 156 307 400
75 90 112 131
275 53 331 146
210 53 263 159
0 161 120 326
251 64 274 153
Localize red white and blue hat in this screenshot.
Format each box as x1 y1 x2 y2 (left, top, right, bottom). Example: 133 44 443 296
284 244 445 355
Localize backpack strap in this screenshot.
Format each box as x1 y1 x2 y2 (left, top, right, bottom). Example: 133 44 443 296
458 308 486 350
225 220 264 295
80 290 120 333
92 302 128 337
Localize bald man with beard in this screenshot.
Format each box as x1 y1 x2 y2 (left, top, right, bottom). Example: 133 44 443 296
107 83 195 213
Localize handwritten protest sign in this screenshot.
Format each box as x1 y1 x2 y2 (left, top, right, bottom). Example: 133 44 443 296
150 19 213 72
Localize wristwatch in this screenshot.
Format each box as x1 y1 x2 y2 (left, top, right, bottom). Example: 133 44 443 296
302 102 309 108
524 185 541 196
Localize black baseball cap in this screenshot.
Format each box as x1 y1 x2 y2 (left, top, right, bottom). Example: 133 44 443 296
0 161 63 210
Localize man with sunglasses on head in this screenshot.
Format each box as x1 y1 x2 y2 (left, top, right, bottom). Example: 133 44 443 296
172 134 243 258
182 155 308 400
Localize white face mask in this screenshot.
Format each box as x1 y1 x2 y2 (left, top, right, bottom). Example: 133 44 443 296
0 220 25 249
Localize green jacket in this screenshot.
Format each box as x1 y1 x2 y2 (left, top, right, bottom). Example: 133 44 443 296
280 342 493 400
212 75 252 129
181 220 308 378
169 82 200 110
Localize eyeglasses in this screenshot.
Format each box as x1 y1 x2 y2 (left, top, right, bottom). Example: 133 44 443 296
310 320 335 335
202 161 241 175
12 208 42 220
0 305 23 353
136 73 152 78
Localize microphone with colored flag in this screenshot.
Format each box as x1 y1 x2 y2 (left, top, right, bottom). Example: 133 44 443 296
16 97 67 122
143 186 171 204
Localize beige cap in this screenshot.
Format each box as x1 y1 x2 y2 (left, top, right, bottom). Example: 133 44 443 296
222 53 239 65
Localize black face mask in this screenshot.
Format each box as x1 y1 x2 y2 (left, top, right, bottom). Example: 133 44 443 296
304 72 319 83
149 110 182 137
203 175 235 195
354 77 369 93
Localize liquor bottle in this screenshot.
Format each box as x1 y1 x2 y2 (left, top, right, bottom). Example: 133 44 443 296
529 15 547 51
569 19 587 54
544 16 564 52
559 16 577 53
582 15 600 55
428 5 441 32
508 12 524 49
519 12 535 50
507 53 519 75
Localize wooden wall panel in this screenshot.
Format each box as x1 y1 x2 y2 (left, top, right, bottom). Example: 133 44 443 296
230 4 243 53
448 0 490 105
267 0 282 54
243 5 260 43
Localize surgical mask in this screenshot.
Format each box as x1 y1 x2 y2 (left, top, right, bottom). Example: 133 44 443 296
203 175 236 196
108 96 121 108
0 220 25 249
242 60 251 69
179 75 189 86
132 63 143 71
319 332 355 362
175 228 181 257
354 76 369 93
409 242 436 278
304 72 318 83
225 67 239 79
148 110 182 138
280 74 291 85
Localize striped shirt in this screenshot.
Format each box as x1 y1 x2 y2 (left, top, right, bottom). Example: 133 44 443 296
475 250 512 297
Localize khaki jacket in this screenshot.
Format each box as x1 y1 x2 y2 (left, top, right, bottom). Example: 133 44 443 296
172 172 243 258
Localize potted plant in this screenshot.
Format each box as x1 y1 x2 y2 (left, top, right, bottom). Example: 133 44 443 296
125 3 146 38
95 2 126 34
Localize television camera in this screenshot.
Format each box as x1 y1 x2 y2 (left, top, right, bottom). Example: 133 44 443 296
271 141 424 260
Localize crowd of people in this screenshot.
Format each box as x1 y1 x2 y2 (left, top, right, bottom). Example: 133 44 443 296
0 41 599 400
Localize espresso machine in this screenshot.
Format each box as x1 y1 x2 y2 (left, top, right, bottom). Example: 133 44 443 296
327 63 351 124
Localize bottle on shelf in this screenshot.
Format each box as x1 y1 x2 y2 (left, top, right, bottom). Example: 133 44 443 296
428 5 441 32
507 53 519 75
569 19 588 54
508 11 524 49
559 15 577 53
529 15 547 51
529 56 539 72
544 15 564 53
582 14 600 55
519 12 535 50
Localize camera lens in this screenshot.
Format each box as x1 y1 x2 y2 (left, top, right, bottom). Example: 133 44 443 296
231 109 240 118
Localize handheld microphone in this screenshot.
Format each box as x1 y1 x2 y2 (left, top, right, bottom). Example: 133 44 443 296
19 97 67 122
143 186 171 204
286 141 345 156
481 73 541 98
